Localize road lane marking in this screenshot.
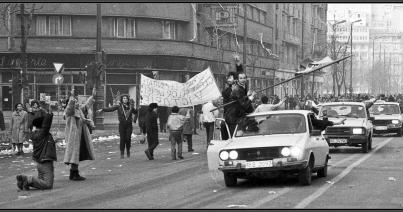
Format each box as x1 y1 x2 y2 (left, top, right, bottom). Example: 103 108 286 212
249 153 358 208
294 137 394 209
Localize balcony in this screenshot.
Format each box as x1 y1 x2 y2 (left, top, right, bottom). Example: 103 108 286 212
284 33 301 45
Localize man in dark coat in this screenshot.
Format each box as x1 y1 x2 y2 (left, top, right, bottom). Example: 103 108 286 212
224 72 256 138
145 103 159 160
221 71 237 140
16 110 56 190
138 105 148 143
158 106 169 133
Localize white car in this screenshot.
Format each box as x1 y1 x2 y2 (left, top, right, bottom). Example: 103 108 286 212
207 110 330 187
369 102 403 136
319 102 374 153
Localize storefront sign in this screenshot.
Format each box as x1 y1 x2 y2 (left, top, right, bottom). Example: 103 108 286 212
140 67 221 107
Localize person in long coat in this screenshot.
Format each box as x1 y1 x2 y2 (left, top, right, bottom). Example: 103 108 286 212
10 103 28 155
63 88 95 181
178 107 194 152
144 103 158 160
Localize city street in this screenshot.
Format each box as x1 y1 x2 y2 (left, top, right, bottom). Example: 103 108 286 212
0 130 402 209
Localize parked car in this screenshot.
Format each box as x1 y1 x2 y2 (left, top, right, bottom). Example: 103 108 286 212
320 102 374 153
207 110 330 187
369 102 403 136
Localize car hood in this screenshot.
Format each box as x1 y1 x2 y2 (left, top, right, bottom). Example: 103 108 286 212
328 118 365 127
225 134 307 149
372 114 401 120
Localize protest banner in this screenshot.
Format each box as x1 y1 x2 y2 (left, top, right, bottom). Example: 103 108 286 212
140 67 221 107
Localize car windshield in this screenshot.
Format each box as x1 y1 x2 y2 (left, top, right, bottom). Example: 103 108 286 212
369 104 401 115
320 104 366 118
235 114 307 137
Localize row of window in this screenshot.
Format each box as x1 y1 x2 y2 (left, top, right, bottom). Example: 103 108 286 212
35 15 175 39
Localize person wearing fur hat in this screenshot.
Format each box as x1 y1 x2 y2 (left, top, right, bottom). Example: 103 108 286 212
97 94 138 159
144 103 159 160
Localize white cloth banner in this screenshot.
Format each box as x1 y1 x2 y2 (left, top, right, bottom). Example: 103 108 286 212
140 67 221 107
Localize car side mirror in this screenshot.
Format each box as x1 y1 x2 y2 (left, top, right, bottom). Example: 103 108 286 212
369 117 375 122
310 129 322 136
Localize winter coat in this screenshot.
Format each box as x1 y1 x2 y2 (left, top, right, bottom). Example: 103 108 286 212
27 109 47 131
145 110 158 134
158 106 170 124
102 103 138 126
63 96 95 165
10 110 28 144
178 108 194 135
138 106 148 130
31 113 57 163
225 83 254 125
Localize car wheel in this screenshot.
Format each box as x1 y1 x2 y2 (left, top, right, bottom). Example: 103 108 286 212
299 158 313 185
223 172 237 187
361 139 369 153
317 157 328 178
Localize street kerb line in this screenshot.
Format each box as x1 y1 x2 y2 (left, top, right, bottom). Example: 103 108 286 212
294 137 394 209
249 153 358 208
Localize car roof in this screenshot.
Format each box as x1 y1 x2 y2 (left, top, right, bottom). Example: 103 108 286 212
320 102 365 106
374 102 399 105
248 110 311 117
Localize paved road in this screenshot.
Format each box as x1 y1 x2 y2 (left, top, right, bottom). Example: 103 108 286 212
0 132 402 209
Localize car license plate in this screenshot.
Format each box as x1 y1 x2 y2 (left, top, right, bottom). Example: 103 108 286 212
330 139 347 144
375 126 387 130
245 160 273 168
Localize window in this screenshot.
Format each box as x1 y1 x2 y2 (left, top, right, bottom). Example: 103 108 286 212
253 8 259 22
103 17 136 38
36 15 71 36
260 11 266 24
162 20 175 39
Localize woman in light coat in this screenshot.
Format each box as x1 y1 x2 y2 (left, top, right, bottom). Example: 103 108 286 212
10 103 28 155
63 88 95 181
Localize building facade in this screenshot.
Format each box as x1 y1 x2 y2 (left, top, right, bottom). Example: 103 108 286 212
0 3 327 112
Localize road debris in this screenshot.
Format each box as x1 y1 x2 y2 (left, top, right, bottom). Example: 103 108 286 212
326 181 335 185
213 190 217 193
268 191 277 194
388 177 397 181
227 204 248 208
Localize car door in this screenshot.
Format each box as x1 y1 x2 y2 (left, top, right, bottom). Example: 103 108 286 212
207 118 232 171
308 113 327 167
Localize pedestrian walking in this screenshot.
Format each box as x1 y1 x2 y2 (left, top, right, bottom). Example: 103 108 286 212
178 107 194 152
97 94 138 159
158 106 169 133
144 103 159 160
202 100 219 147
0 110 5 131
137 105 148 144
16 109 56 191
167 106 188 160
10 103 28 155
63 88 95 181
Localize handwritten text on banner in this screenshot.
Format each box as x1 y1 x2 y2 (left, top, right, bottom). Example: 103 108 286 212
140 67 221 107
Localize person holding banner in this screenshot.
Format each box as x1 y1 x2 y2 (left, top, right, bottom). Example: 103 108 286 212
97 95 138 159
167 106 189 160
145 103 159 160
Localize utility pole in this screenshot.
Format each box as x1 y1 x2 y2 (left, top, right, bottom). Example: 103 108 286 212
94 3 105 130
243 3 247 66
300 4 304 98
349 19 361 98
20 3 26 103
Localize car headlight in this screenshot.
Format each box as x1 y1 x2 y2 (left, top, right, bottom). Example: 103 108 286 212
392 120 400 124
290 147 302 157
352 128 364 134
281 147 291 157
219 151 229 161
229 150 238 160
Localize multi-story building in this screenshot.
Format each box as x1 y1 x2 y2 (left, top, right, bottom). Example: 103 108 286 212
0 3 327 114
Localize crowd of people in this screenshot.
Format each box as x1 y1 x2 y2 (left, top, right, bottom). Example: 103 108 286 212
6 54 403 192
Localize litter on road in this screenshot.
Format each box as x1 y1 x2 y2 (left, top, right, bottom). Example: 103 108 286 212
388 177 397 181
227 205 248 208
268 191 277 194
326 181 335 184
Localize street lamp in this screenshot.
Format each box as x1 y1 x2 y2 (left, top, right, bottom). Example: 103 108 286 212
350 19 361 98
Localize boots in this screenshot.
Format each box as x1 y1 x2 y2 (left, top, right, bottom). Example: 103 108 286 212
69 169 86 181
16 175 30 191
126 148 130 158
